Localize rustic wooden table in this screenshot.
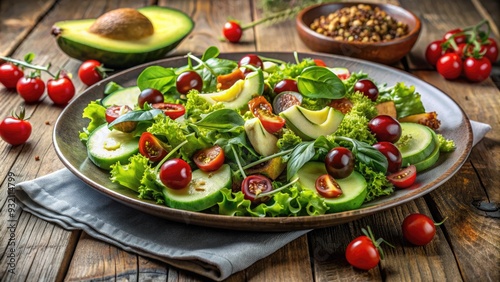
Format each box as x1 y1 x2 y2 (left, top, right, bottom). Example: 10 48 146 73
1 0 499 281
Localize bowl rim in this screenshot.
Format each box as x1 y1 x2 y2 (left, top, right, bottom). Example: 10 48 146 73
296 1 422 47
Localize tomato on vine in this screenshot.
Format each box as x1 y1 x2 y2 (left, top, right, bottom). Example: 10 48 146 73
463 57 492 82
47 72 75 105
436 53 463 80
0 107 32 145
402 213 446 246
17 73 45 103
345 226 394 271
0 63 24 89
222 21 243 43
78 60 110 86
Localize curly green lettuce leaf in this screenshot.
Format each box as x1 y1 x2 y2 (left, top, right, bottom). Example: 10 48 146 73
277 128 302 151
437 134 457 152
356 162 393 202
379 82 426 118
79 101 107 143
342 71 369 93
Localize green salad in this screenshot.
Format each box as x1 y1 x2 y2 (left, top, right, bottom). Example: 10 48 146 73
79 46 455 217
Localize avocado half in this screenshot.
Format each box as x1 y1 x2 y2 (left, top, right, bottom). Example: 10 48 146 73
51 6 194 69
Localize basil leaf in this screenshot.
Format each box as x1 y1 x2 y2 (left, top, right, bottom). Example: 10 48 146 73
137 66 177 93
201 46 220 61
351 139 388 174
200 58 238 92
287 141 316 180
195 109 245 131
297 66 346 99
108 109 163 128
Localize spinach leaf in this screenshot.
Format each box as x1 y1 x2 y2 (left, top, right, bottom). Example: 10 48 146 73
201 46 220 61
108 109 163 128
286 141 316 180
137 66 177 93
297 66 346 99
195 109 245 132
351 139 388 174
200 58 239 92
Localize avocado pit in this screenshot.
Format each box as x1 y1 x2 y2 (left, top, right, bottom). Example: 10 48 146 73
88 8 154 40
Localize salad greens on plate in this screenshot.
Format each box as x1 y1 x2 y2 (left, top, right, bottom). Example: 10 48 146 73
78 46 455 217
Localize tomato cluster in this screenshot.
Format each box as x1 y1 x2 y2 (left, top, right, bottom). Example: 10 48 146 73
425 21 498 82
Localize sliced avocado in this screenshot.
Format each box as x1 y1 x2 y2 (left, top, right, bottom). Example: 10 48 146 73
200 69 264 112
245 157 286 180
51 6 194 68
244 117 279 157
280 105 344 141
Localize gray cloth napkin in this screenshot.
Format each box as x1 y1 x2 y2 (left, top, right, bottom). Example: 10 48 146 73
14 120 491 281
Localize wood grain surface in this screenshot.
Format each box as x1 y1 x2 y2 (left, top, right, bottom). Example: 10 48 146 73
1 0 498 281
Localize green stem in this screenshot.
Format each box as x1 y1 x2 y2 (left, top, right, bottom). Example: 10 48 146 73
240 5 303 30
0 56 56 77
186 53 217 76
241 148 293 170
255 177 298 199
154 140 189 175
231 144 247 179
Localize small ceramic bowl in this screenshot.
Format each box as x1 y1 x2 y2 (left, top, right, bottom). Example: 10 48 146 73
296 2 421 65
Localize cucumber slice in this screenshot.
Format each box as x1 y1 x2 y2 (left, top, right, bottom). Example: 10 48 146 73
397 122 436 166
101 86 140 108
161 164 232 212
413 131 440 172
294 162 367 213
87 124 139 170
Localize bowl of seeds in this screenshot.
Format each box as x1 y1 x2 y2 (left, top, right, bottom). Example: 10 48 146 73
296 2 421 64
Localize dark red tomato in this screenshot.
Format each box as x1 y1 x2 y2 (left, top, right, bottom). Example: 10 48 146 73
368 115 402 143
436 53 463 80
402 213 437 246
16 76 45 103
138 88 164 108
152 103 186 119
0 108 32 145
443 28 466 45
273 79 299 94
222 21 243 43
105 105 136 132
387 165 417 189
315 174 343 198
324 147 354 179
0 63 24 89
313 59 327 67
78 60 107 86
373 141 402 173
193 145 225 172
353 79 379 101
345 235 380 270
139 132 168 162
248 96 285 133
159 158 192 189
241 174 273 202
463 57 492 82
176 71 203 94
481 38 498 63
238 54 263 73
425 40 445 66
47 76 75 105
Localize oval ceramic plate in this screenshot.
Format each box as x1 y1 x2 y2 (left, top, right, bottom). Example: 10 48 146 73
53 52 472 231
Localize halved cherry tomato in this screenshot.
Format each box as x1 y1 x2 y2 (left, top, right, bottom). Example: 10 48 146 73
105 105 137 132
315 174 343 198
193 145 225 172
139 132 168 162
248 96 285 134
241 174 273 202
313 59 327 67
151 103 186 119
387 165 417 189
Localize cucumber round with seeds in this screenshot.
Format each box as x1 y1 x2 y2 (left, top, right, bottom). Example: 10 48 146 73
397 122 436 166
101 86 140 108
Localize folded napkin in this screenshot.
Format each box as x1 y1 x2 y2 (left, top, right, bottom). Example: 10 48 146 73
15 120 491 281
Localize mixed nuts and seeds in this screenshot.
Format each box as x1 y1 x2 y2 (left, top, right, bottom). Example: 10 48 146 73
309 4 409 43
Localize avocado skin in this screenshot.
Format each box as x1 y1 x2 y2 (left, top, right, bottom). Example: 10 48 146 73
53 6 194 69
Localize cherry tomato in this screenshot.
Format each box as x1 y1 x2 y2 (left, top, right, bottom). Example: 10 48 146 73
139 132 168 163
373 141 402 173
138 88 164 108
402 213 438 246
16 76 45 103
345 236 380 270
368 115 402 143
248 96 285 133
78 60 107 86
222 21 243 43
481 38 498 63
176 70 203 94
151 103 186 119
313 59 327 67
0 63 24 89
0 108 32 145
315 174 343 198
353 79 379 101
105 105 136 132
193 145 225 172
425 40 444 66
159 158 192 189
387 165 417 189
216 68 245 90
241 174 273 202
463 57 492 82
443 28 466 45
324 147 354 179
436 53 463 80
47 76 75 105
273 79 299 94
238 54 263 73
